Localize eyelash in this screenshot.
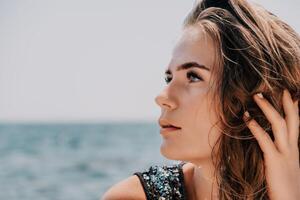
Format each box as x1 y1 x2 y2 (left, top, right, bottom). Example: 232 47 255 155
164 71 203 84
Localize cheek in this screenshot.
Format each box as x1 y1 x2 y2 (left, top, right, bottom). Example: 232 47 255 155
160 88 221 161
185 90 213 131
183 92 220 151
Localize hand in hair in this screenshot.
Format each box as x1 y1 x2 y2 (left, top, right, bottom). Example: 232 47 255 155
243 89 300 200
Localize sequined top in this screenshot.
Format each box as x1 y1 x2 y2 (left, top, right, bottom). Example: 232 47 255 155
133 162 188 200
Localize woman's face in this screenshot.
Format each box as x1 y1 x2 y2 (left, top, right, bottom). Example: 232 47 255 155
155 26 222 163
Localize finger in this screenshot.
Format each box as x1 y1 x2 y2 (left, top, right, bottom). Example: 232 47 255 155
243 111 278 155
253 93 288 150
282 89 299 145
293 99 299 142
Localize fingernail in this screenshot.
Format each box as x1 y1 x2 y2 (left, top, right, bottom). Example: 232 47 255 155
244 111 250 117
284 89 290 97
255 93 264 99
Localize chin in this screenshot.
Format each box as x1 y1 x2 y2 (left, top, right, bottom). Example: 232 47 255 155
160 142 210 163
160 142 188 161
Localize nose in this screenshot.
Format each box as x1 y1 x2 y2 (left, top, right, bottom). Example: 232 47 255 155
154 89 177 110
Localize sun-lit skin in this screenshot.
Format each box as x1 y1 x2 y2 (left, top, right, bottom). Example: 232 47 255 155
155 25 300 200
155 26 222 199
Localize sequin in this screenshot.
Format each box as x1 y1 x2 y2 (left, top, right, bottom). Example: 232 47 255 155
133 162 187 200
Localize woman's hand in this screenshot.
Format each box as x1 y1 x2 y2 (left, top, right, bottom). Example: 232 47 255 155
243 89 300 200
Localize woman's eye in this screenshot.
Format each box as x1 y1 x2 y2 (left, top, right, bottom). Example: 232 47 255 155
164 75 172 84
164 71 203 84
187 71 203 82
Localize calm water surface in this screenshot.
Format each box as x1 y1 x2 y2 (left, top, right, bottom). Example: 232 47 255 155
0 122 177 200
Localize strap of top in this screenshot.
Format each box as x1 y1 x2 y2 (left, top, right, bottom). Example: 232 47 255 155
133 161 188 200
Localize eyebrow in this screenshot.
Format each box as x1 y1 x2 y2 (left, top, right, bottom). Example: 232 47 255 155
164 62 210 74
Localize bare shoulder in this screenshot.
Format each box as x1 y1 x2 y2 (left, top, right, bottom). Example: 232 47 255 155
101 162 194 200
181 162 195 197
182 162 195 176
101 175 146 200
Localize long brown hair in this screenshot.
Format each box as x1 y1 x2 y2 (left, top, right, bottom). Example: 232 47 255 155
182 0 300 199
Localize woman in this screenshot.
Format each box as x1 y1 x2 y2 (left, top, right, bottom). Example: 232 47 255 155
103 0 300 199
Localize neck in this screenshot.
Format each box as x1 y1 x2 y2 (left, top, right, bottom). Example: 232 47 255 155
190 159 219 200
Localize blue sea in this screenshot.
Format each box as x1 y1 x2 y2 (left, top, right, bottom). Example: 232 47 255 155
0 122 178 200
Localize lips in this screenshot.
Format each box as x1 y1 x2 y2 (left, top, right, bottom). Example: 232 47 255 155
159 122 181 135
161 124 181 129
159 119 181 129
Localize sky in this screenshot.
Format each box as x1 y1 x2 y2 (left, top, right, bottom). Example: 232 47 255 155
0 0 299 123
